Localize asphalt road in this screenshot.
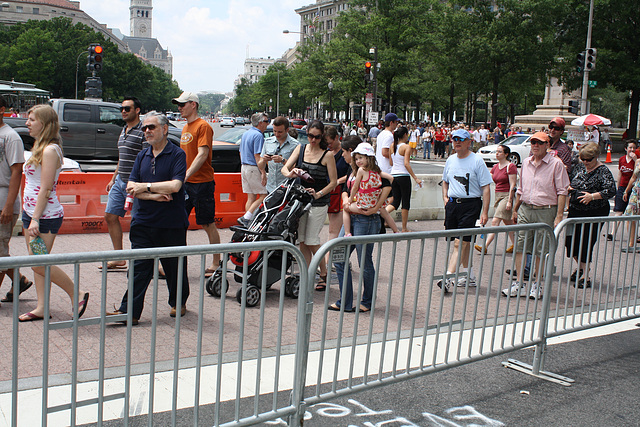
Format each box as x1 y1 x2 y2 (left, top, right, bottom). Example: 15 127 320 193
86 323 640 426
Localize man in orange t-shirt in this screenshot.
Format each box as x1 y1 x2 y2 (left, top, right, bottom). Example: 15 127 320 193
173 92 220 273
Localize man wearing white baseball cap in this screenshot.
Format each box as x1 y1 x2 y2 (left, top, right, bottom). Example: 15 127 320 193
172 91 221 276
437 128 492 293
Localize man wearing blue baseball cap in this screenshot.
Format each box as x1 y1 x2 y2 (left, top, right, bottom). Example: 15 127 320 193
437 128 493 292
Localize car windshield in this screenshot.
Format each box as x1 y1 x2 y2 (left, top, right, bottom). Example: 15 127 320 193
217 127 248 144
503 135 530 146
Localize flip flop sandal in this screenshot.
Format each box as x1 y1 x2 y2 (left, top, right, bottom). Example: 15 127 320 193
2 276 33 302
315 275 327 291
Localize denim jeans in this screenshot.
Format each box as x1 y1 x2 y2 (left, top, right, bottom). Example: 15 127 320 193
335 214 380 310
423 141 431 159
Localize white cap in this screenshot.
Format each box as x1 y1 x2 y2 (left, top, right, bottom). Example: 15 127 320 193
353 142 375 157
172 91 199 104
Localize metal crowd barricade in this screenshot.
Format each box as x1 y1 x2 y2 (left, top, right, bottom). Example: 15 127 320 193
550 216 640 337
5 218 640 425
303 223 557 408
1 240 309 427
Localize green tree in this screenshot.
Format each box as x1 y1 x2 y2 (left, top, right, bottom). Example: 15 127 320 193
554 0 640 137
0 17 181 109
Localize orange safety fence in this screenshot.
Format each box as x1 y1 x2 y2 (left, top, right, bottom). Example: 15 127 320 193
21 173 247 234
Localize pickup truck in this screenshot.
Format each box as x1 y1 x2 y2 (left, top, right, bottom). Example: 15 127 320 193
4 99 241 172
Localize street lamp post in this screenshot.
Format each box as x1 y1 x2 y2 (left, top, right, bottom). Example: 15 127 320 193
328 81 334 122
289 92 293 117
75 50 88 99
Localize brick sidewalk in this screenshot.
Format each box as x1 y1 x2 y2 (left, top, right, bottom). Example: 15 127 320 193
0 218 626 388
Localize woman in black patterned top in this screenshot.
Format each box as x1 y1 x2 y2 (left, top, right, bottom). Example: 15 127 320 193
564 142 616 288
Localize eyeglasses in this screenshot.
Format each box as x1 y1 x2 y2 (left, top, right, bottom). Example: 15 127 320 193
548 124 563 131
141 124 157 132
120 106 132 112
308 133 322 140
580 157 594 162
262 119 270 123
452 137 465 142
530 139 548 145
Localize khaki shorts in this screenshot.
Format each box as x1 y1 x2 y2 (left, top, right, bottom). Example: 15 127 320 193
493 192 513 220
298 205 329 246
241 165 267 195
0 214 19 257
515 204 556 255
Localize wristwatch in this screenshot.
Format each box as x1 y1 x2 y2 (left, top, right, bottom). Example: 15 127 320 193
147 183 152 193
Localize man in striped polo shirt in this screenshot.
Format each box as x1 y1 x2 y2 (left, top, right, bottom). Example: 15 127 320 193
102 96 147 270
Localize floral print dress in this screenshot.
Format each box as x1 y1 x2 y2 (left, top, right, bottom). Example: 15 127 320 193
624 164 640 215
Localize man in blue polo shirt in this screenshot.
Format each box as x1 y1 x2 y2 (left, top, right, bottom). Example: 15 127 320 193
437 128 492 292
107 112 189 324
238 112 269 226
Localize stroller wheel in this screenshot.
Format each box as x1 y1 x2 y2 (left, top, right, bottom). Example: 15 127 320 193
237 286 261 307
284 276 300 299
206 273 227 297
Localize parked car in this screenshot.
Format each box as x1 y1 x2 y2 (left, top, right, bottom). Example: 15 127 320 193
23 151 82 172
220 117 235 127
478 134 532 166
291 119 307 129
234 117 245 125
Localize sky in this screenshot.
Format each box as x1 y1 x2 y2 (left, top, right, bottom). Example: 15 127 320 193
78 0 311 94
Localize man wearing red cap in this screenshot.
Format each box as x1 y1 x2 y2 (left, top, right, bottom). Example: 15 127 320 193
548 117 572 172
503 131 569 300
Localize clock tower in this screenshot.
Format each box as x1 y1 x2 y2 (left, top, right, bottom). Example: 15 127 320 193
130 0 152 38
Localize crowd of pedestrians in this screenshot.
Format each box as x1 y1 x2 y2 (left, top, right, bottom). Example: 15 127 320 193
2 93 637 321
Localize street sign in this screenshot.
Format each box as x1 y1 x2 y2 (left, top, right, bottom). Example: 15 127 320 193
588 80 597 88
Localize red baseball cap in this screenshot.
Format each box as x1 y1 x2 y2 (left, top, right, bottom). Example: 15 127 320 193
550 117 566 129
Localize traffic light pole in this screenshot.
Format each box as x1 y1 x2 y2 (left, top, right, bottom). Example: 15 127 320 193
580 0 595 115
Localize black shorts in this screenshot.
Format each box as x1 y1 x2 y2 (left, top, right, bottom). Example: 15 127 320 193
22 212 64 234
444 198 482 242
184 180 216 225
391 175 412 210
614 186 629 213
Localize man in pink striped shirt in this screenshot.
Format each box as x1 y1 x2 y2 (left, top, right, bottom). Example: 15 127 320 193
503 132 569 300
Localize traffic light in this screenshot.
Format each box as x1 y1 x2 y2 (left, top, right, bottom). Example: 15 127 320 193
576 51 585 73
365 61 372 81
585 48 597 71
85 77 102 99
568 100 579 115
87 44 103 73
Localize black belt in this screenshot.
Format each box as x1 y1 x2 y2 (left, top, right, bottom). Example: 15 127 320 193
449 197 481 204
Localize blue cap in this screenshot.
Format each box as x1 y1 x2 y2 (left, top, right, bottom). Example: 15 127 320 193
451 129 471 140
384 113 399 122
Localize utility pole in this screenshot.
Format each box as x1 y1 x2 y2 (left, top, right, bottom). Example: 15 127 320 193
580 0 595 115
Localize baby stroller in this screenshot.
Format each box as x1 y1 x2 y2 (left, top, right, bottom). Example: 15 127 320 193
205 179 314 306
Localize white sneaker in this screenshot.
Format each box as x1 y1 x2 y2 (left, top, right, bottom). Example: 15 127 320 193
437 278 454 293
502 281 523 297
529 282 542 300
457 276 477 287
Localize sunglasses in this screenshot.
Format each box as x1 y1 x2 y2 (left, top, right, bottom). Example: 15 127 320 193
548 124 564 131
308 133 322 140
120 106 132 112
580 157 594 162
262 119 270 123
530 139 548 145
176 102 188 108
141 124 157 132
452 137 465 142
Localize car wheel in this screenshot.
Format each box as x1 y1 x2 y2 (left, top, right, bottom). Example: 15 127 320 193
507 153 520 166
